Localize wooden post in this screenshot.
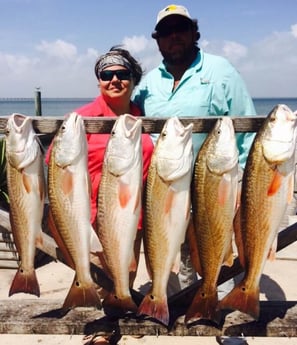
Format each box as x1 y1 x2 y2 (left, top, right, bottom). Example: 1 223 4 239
34 88 42 116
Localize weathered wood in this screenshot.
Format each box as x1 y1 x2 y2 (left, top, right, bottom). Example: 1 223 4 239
0 115 266 135
0 299 296 337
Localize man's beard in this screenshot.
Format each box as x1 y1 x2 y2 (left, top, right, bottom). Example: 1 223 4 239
160 44 196 65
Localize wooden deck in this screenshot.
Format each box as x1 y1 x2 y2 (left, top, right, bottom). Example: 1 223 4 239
0 115 297 339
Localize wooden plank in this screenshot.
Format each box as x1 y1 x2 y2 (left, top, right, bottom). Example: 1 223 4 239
0 260 18 269
0 299 296 337
0 116 266 135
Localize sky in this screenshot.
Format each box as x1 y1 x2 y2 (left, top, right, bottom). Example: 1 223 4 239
0 0 297 98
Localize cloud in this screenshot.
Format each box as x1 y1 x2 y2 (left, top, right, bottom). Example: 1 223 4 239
1 23 297 98
36 39 77 60
291 24 297 38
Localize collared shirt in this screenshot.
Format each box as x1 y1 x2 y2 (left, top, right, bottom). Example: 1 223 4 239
46 95 154 226
133 49 257 168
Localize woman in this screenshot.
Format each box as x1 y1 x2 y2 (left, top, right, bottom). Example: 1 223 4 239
74 46 153 229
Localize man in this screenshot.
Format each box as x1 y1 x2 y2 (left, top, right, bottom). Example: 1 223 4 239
133 4 257 295
133 3 256 167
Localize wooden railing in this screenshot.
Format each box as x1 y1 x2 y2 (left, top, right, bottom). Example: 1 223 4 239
0 115 297 340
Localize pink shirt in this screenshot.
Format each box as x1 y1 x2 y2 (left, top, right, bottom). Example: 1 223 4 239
46 96 154 227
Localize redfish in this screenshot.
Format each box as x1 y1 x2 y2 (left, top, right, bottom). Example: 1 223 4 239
138 116 193 326
48 112 101 310
219 104 297 319
5 113 45 297
96 114 142 314
185 117 239 324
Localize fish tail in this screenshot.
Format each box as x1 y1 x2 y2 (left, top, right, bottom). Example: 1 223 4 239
218 283 260 320
185 289 220 324
137 293 169 326
62 277 102 310
9 267 40 297
103 292 138 313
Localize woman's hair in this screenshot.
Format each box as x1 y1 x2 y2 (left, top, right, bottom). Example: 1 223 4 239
94 46 143 86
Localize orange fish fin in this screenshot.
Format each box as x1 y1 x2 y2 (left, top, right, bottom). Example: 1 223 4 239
9 267 40 297
171 250 180 274
164 187 175 214
47 207 75 269
61 168 74 195
35 230 43 248
129 254 137 273
137 293 169 326
267 169 283 196
62 276 102 311
134 187 141 213
103 292 138 313
185 288 220 324
38 175 45 201
223 239 234 267
218 173 231 206
233 206 245 267
287 173 294 204
186 218 202 276
22 171 32 193
118 181 131 208
218 282 260 320
267 236 278 261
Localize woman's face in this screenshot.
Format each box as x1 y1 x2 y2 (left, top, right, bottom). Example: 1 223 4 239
98 65 134 102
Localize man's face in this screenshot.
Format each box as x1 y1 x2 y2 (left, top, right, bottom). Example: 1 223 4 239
156 15 196 65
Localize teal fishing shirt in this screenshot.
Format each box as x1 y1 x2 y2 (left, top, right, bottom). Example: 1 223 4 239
133 49 257 168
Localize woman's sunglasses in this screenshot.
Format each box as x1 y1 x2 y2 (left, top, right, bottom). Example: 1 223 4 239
99 69 132 81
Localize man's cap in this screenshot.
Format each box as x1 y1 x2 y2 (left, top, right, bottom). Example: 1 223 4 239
155 4 193 29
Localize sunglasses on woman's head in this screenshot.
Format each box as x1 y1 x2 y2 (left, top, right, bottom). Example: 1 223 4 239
99 69 132 81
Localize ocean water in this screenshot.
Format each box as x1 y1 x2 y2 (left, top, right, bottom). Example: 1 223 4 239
0 97 296 117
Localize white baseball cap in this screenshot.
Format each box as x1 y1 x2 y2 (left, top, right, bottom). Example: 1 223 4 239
155 4 193 29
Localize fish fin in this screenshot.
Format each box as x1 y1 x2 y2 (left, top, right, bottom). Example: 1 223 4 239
134 187 141 213
267 236 277 261
62 276 102 311
171 250 180 274
22 171 32 193
164 187 175 214
118 181 131 208
89 226 103 253
287 172 294 204
233 206 245 267
223 239 234 267
103 292 138 314
218 282 260 320
61 168 74 195
9 267 40 297
137 293 169 326
267 169 283 196
185 288 220 324
218 173 231 205
35 230 44 248
186 218 202 276
47 207 75 269
129 254 138 273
